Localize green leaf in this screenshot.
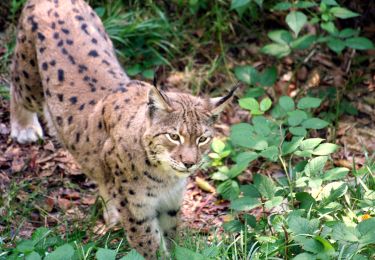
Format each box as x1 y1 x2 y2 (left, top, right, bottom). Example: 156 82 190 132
268 30 293 44
259 66 278 87
231 0 250 10
330 7 359 19
290 34 316 49
31 227 50 242
293 253 317 260
279 96 295 111
239 97 259 111
95 7 105 17
296 1 317 8
223 220 244 232
297 97 322 109
312 143 338 155
345 37 374 50
302 238 324 254
288 216 319 235
300 138 325 150
282 136 304 155
235 152 258 166
240 185 261 198
230 123 254 148
260 97 272 112
26 252 42 260
245 87 265 98
253 116 271 136
217 180 239 200
260 146 279 161
325 183 348 202
302 118 329 129
357 218 375 246
322 0 338 6
287 110 308 126
305 156 328 176
230 197 261 211
332 223 360 242
96 248 117 260
119 249 145 260
45 244 75 260
261 43 291 58
265 196 283 209
211 138 226 153
126 64 142 76
286 11 307 36
296 192 316 209
321 22 338 35
314 236 335 254
253 174 276 199
175 246 205 260
142 69 154 79
323 167 349 181
327 38 346 53
272 2 292 11
289 127 307 136
339 28 359 38
234 66 258 85
16 240 35 254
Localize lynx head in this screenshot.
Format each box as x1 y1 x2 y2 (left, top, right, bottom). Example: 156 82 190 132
143 83 238 177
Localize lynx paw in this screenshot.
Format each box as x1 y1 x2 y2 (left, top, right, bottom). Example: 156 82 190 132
11 123 43 144
103 207 120 228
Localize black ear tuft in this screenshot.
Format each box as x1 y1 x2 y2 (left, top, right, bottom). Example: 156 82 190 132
148 84 172 118
210 83 240 115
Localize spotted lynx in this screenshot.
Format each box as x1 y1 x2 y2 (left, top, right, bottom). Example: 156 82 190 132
10 0 236 258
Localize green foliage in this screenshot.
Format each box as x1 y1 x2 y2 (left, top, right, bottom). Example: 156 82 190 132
262 0 374 57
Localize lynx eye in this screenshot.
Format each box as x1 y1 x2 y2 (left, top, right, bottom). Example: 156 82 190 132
197 136 211 146
166 133 182 144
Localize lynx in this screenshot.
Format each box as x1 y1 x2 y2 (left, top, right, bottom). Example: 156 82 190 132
10 0 236 258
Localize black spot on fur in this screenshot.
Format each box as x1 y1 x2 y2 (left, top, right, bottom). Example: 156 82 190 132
69 96 77 104
53 32 59 39
57 93 64 102
61 28 70 34
75 15 84 21
56 116 63 126
130 227 137 233
75 132 80 143
57 40 63 47
50 60 56 66
67 115 73 125
22 70 29 79
129 189 135 195
66 39 73 45
79 104 85 110
88 50 99 57
91 38 97 44
57 69 64 82
167 209 179 217
29 59 35 67
37 32 45 41
42 62 48 71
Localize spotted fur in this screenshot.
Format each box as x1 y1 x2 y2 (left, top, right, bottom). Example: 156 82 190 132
10 0 235 258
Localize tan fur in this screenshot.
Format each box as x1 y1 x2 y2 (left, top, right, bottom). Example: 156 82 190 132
10 0 235 258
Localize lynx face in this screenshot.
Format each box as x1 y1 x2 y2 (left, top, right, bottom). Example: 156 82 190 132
143 85 236 177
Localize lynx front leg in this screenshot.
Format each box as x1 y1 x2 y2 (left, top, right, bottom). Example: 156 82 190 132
158 208 180 250
98 184 120 227
10 84 43 144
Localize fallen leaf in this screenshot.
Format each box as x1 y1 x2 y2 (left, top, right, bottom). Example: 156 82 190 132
195 177 215 193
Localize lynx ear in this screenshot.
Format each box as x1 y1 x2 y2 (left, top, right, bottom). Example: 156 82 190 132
210 84 239 115
148 84 172 118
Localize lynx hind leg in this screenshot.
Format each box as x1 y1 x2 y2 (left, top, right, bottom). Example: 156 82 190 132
10 84 43 144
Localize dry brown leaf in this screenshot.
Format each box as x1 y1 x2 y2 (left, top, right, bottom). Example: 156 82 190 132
195 177 215 193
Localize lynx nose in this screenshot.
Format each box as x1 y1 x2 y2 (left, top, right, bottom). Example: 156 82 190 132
183 162 194 169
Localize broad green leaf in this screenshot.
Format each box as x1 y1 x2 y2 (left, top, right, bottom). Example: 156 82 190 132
245 87 265 98
305 156 328 176
296 192 315 209
223 220 244 233
260 97 272 112
126 64 142 76
95 7 105 17
243 214 257 228
272 2 292 11
252 138 268 150
231 0 250 10
211 138 226 153
240 185 261 198
294 150 312 157
279 96 295 111
227 163 248 179
234 66 258 85
312 143 338 155
330 7 359 19
321 22 338 35
268 30 293 44
345 37 374 50
314 236 335 254
300 138 325 150
253 174 276 199
31 227 50 242
286 11 307 36
323 167 349 181
230 123 254 148
26 252 42 260
288 216 319 235
120 249 145 260
327 38 346 53
231 197 261 211
45 244 75 260
339 28 358 38
260 146 279 161
201 246 219 258
265 196 283 209
217 180 239 200
287 110 308 126
290 34 316 49
261 43 291 58
302 118 329 129
302 238 324 254
282 136 304 155
322 0 338 6
289 127 307 136
259 66 277 87
357 218 375 246
332 223 360 242
175 246 205 260
293 253 317 260
96 248 117 260
297 97 322 109
253 116 271 136
324 183 348 201
16 240 35 254
142 69 154 79
235 152 258 166
296 1 317 8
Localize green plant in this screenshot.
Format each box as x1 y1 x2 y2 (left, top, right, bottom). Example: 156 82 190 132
261 0 374 58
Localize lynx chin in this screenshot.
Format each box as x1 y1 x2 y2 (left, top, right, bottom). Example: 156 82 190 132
10 0 237 258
